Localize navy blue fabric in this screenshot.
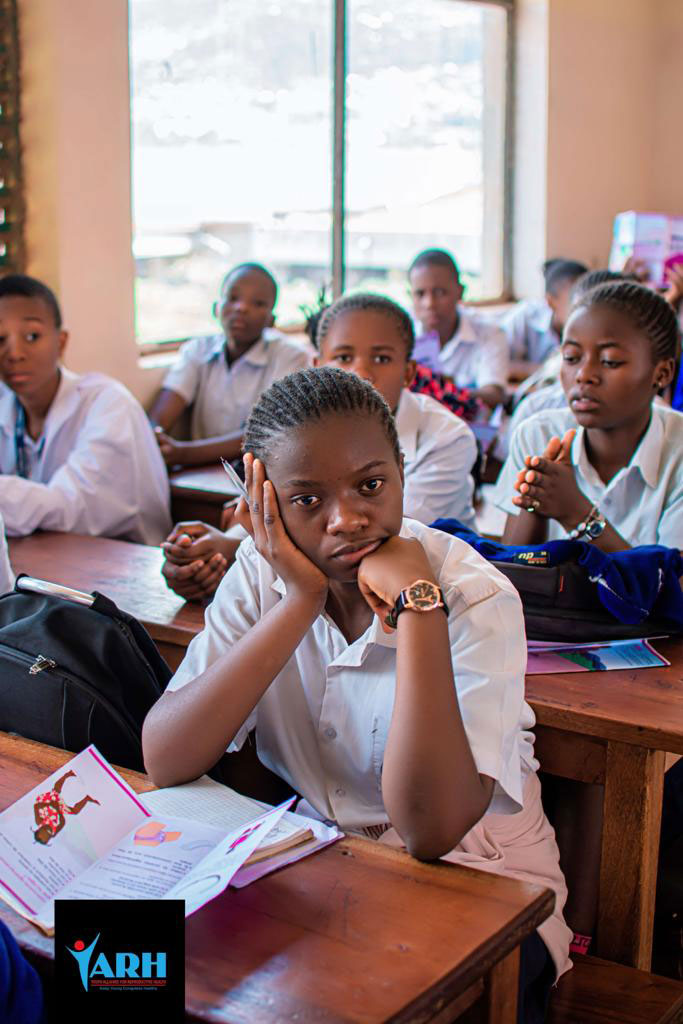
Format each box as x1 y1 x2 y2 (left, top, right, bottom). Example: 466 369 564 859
0 919 45 1024
431 519 683 627
671 362 683 413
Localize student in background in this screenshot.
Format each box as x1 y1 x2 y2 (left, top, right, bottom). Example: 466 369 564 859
0 275 171 545
144 368 571 1020
149 263 312 467
314 294 477 528
501 259 588 373
500 270 630 455
159 294 478 602
409 249 508 411
495 280 682 549
0 512 13 595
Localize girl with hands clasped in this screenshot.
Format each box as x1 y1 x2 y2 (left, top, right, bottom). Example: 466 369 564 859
143 367 571 1020
495 281 683 552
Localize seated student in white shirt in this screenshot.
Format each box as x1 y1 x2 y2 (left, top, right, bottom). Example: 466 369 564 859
0 512 14 595
500 259 588 375
497 271 630 460
158 294 478 602
0 275 171 545
409 248 509 411
494 280 682 550
143 367 572 1019
149 263 312 467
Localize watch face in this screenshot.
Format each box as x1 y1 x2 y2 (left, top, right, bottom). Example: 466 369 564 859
406 580 441 610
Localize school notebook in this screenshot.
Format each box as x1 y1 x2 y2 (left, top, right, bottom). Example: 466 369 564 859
143 775 342 884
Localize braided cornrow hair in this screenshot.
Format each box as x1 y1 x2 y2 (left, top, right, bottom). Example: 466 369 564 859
243 365 401 465
315 292 415 358
570 269 628 303
570 280 680 362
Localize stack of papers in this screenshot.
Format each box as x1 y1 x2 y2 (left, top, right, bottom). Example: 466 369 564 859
526 637 669 674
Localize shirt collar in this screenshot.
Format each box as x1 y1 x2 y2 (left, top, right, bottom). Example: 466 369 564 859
269 573 397 659
394 389 419 461
208 331 273 369
440 307 478 360
0 365 77 438
572 409 663 491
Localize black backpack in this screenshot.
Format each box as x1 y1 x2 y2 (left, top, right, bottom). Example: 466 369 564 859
0 576 171 770
493 560 680 641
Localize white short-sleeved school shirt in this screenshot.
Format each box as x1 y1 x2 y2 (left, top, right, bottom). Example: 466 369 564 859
0 512 14 595
395 390 476 527
499 300 559 364
436 308 509 392
167 518 537 831
0 369 171 544
494 404 683 547
161 330 313 440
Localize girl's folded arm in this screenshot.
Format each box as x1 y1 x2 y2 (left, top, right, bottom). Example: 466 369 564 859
142 589 322 787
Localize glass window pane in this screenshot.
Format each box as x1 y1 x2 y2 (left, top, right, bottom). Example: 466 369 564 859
346 0 508 305
130 0 333 345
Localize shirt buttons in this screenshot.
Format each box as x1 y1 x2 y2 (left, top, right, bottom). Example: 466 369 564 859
335 787 346 797
324 727 337 740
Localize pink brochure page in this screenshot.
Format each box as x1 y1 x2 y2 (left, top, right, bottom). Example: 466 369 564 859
0 745 149 923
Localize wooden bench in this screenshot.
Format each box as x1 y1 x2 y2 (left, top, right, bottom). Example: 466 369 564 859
547 956 683 1024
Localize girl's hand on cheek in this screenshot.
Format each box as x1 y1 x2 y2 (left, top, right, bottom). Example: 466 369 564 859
512 456 590 527
242 453 328 605
357 536 437 633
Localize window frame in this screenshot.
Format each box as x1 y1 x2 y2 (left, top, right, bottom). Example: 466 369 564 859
134 0 515 353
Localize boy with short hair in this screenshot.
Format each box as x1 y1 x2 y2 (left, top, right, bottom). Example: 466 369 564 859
0 274 171 544
501 258 588 371
409 248 509 411
149 262 312 466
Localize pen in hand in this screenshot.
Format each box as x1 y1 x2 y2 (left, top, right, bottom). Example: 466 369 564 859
219 457 249 505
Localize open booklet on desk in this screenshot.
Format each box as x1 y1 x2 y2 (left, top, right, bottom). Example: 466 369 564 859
0 745 341 935
526 637 670 674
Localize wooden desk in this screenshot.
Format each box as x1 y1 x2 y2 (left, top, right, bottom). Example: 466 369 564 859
8 532 205 671
170 465 235 527
0 734 554 1024
527 636 683 970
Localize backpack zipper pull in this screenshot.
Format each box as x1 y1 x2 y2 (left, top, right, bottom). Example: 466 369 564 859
29 654 57 675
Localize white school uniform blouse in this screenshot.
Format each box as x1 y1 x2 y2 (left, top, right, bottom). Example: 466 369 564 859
161 330 313 440
0 369 172 545
167 518 572 976
168 518 537 823
499 300 559 364
0 512 14 595
494 404 683 546
395 390 476 527
436 308 509 392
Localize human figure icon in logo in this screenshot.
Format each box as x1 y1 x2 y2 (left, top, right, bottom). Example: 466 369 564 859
32 770 100 845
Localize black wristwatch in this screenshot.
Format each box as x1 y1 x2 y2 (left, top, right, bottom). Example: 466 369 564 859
385 579 449 629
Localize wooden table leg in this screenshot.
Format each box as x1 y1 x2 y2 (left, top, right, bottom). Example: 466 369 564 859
484 946 519 1024
597 741 665 968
